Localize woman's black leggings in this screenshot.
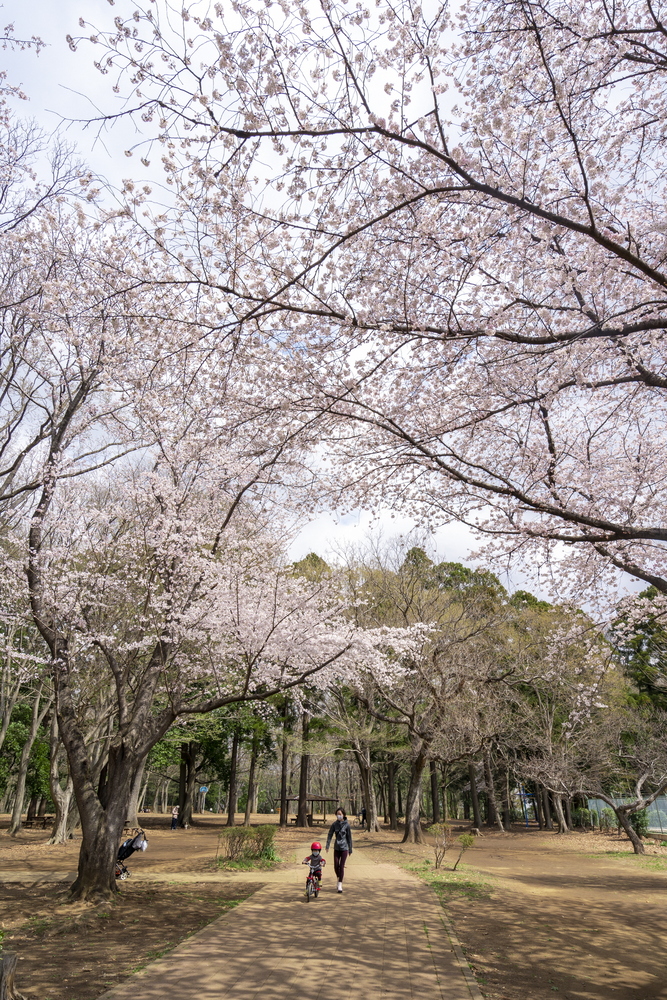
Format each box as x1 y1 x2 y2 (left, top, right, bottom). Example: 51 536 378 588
333 849 349 882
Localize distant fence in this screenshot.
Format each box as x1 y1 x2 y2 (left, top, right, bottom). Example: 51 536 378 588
587 796 667 834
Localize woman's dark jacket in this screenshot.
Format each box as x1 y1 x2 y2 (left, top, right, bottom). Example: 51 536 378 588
326 818 353 853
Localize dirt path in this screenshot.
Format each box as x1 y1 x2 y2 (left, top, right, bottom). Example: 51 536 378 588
361 829 667 1000
93 844 480 1000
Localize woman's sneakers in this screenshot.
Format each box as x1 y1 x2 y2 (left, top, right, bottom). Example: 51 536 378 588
337 881 343 893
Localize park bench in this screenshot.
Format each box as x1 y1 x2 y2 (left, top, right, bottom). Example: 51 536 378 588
24 814 54 830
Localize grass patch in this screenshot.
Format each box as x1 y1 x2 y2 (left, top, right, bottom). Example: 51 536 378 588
585 851 667 870
214 857 280 872
402 858 494 901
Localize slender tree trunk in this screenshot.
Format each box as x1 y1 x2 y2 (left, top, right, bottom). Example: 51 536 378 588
469 763 483 829
297 711 309 827
244 734 259 826
430 760 441 824
483 751 504 832
354 746 380 832
226 732 240 827
279 700 289 828
501 766 512 829
542 785 553 830
442 764 448 822
532 783 544 828
402 750 427 844
48 714 75 844
8 685 53 837
126 759 146 827
564 796 573 831
552 792 568 834
387 761 398 831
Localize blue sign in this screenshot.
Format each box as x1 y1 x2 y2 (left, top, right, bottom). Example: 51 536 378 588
199 785 209 793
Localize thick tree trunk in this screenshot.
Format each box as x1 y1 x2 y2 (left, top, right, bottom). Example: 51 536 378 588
8 685 52 837
387 761 398 831
430 760 441 824
297 712 309 827
469 763 483 829
483 752 504 832
244 735 259 826
226 732 240 827
402 750 427 844
68 742 142 902
279 702 289 828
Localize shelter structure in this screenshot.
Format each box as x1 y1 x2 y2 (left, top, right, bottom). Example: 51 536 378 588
285 795 340 825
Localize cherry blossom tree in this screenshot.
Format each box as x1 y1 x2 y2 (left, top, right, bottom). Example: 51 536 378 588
74 0 667 599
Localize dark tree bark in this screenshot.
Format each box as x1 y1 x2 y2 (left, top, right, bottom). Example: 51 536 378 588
297 711 310 826
387 761 398 831
279 701 289 828
532 783 544 829
0 952 25 1000
226 732 240 827
430 760 441 824
179 741 199 827
244 732 259 826
564 796 573 831
402 750 427 843
469 763 483 829
542 785 553 830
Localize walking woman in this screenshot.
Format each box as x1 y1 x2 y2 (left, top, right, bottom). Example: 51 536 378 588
326 807 353 893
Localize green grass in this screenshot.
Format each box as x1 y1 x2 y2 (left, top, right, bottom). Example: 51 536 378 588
585 851 667 871
215 856 280 872
402 858 495 901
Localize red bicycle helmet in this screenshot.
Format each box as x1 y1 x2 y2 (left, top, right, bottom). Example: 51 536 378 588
311 842 322 851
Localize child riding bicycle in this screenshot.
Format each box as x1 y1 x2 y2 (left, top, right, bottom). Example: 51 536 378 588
302 842 326 882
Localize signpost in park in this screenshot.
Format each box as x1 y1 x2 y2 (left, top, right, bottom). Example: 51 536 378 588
199 785 209 812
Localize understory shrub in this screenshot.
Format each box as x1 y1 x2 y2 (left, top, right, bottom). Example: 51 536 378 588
572 807 592 829
427 823 449 868
600 808 616 832
630 809 649 840
218 824 278 862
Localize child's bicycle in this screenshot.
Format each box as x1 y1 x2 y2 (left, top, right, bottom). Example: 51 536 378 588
303 861 322 901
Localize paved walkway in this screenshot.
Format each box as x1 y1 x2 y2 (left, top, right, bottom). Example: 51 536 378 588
95 845 481 1000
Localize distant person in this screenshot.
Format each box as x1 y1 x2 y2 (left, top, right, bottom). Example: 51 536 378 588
171 804 179 830
359 807 366 829
326 807 353 893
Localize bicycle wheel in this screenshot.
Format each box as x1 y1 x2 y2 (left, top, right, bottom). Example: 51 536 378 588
305 879 313 900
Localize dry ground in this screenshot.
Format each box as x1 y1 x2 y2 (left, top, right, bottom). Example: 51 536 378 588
1 814 667 1000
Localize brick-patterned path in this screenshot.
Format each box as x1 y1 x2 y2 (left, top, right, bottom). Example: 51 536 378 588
97 845 481 1000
